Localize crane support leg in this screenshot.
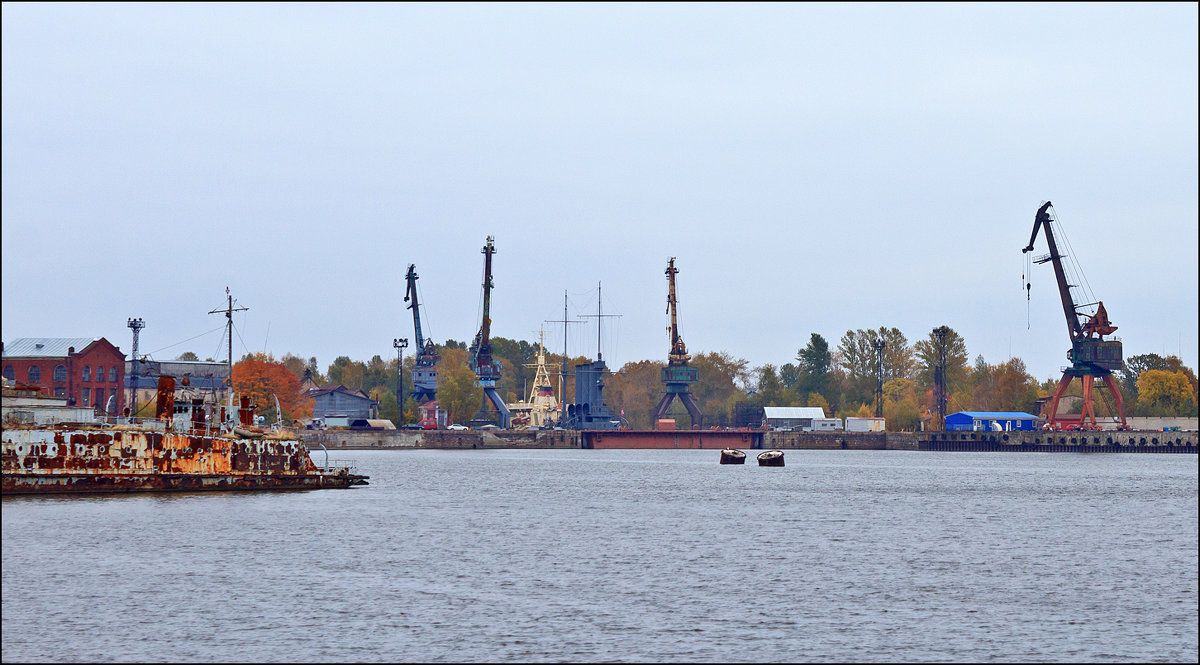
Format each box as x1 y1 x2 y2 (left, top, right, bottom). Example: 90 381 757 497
652 392 704 429
677 392 704 429
1081 375 1097 428
482 387 511 429
1046 375 1073 428
1102 374 1128 429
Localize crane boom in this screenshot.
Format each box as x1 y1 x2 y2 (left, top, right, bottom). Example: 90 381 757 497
1022 201 1082 340
665 257 688 362
403 263 439 402
467 236 508 428
404 264 425 350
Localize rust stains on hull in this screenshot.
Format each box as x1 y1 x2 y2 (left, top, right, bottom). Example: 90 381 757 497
2 426 368 495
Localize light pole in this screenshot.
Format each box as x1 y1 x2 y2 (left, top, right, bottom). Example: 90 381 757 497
127 317 144 420
393 338 408 424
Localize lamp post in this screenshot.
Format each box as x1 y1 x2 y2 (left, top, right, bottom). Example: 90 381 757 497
127 317 144 421
393 338 408 424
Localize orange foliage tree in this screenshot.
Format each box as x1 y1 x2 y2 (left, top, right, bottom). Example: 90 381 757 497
232 353 314 424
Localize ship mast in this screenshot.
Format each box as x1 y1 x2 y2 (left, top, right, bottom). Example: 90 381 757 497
209 287 248 384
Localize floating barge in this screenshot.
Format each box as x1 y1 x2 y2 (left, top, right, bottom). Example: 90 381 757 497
581 429 761 450
2 379 368 495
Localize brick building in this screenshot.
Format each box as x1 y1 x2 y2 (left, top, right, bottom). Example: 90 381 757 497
2 338 126 414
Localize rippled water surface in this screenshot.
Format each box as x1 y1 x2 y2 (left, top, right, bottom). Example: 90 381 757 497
3 449 1197 662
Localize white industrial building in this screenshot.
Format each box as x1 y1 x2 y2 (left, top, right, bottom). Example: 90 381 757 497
762 406 839 431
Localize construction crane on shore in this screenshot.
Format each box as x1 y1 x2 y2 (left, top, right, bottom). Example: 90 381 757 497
404 264 440 403
1023 201 1127 430
652 257 703 429
467 236 511 428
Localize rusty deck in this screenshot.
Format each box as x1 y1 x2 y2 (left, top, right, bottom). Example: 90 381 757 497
2 425 367 495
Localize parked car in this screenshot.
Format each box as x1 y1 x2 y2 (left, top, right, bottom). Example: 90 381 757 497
477 424 500 431
401 423 423 430
447 423 469 431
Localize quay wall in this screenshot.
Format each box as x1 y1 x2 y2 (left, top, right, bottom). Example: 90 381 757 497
302 429 581 450
761 431 919 451
301 428 1192 453
918 429 1196 453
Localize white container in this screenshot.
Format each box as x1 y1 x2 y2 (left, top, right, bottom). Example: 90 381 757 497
845 417 885 432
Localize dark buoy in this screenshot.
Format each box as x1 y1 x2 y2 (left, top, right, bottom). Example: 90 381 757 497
720 449 746 464
757 450 784 467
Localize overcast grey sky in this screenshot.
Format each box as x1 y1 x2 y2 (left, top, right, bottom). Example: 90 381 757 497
3 3 1197 383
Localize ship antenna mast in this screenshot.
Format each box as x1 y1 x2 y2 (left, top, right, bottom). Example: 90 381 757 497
209 286 248 385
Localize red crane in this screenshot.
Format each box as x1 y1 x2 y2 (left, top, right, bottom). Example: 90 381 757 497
1023 201 1127 430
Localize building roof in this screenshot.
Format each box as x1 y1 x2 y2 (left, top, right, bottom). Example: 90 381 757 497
4 338 99 358
950 411 1039 419
305 384 375 401
763 406 827 419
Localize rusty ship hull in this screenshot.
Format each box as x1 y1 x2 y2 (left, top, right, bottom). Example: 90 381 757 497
2 426 368 495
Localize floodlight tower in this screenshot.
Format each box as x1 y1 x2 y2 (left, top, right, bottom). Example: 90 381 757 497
127 317 145 418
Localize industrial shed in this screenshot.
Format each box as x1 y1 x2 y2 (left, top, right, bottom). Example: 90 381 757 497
946 411 1038 432
762 406 827 431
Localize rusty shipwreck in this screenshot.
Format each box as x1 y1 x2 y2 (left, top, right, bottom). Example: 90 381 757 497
2 377 368 495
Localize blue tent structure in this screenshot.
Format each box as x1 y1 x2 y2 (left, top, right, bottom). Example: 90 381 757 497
946 411 1039 432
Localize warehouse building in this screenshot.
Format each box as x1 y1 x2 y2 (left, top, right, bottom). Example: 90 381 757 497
946 411 1038 432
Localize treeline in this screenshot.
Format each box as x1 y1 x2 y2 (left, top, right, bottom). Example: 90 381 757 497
186 326 1198 429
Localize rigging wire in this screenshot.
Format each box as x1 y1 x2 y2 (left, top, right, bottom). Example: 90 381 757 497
1050 206 1099 317
144 325 226 358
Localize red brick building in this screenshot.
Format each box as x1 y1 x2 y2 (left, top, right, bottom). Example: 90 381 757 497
2 338 126 414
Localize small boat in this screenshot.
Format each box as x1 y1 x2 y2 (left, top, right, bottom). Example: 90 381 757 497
757 450 785 467
719 449 746 464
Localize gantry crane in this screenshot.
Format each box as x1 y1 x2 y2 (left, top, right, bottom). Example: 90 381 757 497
404 264 440 402
1023 201 1126 430
653 257 703 429
467 236 511 428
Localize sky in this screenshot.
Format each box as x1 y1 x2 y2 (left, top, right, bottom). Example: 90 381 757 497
3 3 1197 384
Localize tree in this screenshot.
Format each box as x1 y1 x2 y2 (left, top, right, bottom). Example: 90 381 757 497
607 359 666 429
804 392 831 416
972 358 1039 414
232 354 313 424
371 386 400 424
690 351 752 425
881 378 921 431
796 333 832 399
435 347 481 425
280 353 308 381
1120 353 1198 414
1137 370 1198 416
836 327 913 406
327 356 365 392
913 326 969 394
176 351 199 361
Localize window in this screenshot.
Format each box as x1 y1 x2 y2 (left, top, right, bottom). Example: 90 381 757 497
109 367 117 382
96 366 105 383
54 388 67 398
27 366 41 383
82 367 91 382
54 365 67 382
3 366 13 381
82 388 90 407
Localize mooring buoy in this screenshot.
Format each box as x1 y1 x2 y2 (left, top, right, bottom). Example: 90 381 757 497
720 449 746 464
757 450 784 467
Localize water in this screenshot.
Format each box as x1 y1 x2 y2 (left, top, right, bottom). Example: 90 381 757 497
2 449 1196 663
